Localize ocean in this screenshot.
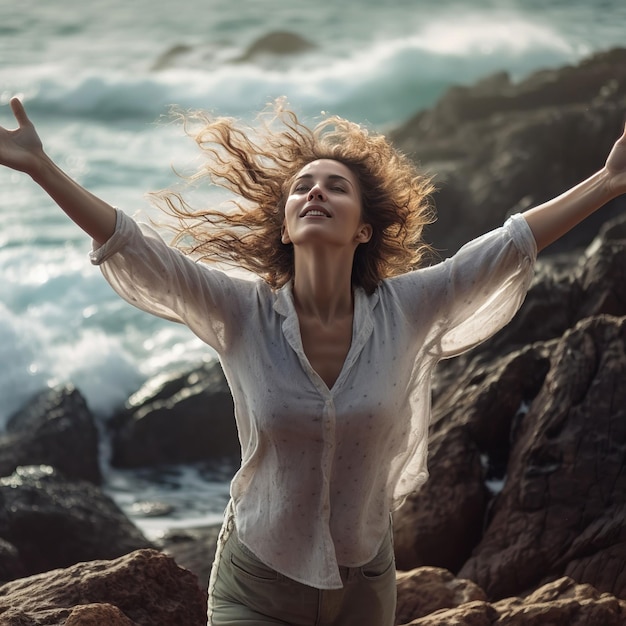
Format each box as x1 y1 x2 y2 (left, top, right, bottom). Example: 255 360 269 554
1 0 625 538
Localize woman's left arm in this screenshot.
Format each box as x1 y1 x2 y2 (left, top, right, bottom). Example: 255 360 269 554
523 123 626 252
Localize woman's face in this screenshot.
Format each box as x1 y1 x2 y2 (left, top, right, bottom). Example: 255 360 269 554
282 159 372 248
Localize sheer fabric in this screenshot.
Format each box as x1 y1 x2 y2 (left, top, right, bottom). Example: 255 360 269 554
91 210 536 589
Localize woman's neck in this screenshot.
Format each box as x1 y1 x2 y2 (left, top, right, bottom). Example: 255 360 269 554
292 248 355 323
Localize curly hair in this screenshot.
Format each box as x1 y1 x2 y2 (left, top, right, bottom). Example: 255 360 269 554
151 100 436 294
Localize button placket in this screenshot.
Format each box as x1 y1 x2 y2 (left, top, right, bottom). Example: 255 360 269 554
320 398 336 524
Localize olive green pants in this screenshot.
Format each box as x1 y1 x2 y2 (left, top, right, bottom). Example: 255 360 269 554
208 522 396 626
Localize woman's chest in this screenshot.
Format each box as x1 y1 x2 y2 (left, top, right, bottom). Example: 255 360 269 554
297 313 353 390
227 309 421 428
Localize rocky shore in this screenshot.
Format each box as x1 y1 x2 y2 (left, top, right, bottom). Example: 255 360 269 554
1 47 625 625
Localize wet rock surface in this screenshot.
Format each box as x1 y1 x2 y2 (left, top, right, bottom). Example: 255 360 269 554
0 466 153 582
0 385 102 484
109 360 240 468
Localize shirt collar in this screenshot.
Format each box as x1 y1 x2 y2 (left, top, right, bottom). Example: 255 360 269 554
272 280 380 320
273 281 380 393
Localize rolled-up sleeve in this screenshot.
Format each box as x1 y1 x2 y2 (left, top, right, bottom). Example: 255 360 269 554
394 213 537 358
439 213 536 356
90 209 246 354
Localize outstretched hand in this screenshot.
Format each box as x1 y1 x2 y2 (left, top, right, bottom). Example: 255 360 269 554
0 97 45 176
605 122 626 197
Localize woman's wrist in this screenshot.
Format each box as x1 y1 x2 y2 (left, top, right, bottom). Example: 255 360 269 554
30 151 63 187
602 165 626 200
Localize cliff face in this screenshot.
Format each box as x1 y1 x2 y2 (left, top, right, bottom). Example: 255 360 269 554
0 49 625 625
390 47 626 256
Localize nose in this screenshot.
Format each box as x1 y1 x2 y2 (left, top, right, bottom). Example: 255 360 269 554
307 184 325 201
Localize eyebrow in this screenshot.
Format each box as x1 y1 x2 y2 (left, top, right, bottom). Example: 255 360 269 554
292 173 355 188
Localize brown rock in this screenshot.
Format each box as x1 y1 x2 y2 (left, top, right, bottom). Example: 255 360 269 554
395 566 487 624
401 600 498 625
0 549 207 626
395 575 626 625
393 345 550 572
65 603 136 625
393 213 626 588
492 577 626 625
458 315 626 600
393 425 487 573
576 215 626 319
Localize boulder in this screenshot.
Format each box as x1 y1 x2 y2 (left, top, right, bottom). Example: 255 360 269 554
109 360 240 468
151 43 194 71
0 385 101 484
394 214 626 599
395 574 626 625
0 465 153 581
232 31 316 63
491 577 626 626
0 549 207 626
394 345 551 573
401 601 498 625
395 566 487 624
458 314 626 600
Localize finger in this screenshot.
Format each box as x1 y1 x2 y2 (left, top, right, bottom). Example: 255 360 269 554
9 97 32 128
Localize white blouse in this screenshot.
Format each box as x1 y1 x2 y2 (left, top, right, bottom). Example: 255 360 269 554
91 209 536 589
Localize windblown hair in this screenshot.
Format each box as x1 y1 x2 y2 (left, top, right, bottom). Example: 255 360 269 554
151 100 436 294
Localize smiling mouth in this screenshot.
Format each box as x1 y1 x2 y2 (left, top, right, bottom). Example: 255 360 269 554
301 206 331 218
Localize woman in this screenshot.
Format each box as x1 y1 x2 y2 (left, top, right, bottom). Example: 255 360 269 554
1 97 625 625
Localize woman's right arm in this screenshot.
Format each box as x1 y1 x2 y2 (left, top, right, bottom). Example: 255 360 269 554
0 97 116 245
